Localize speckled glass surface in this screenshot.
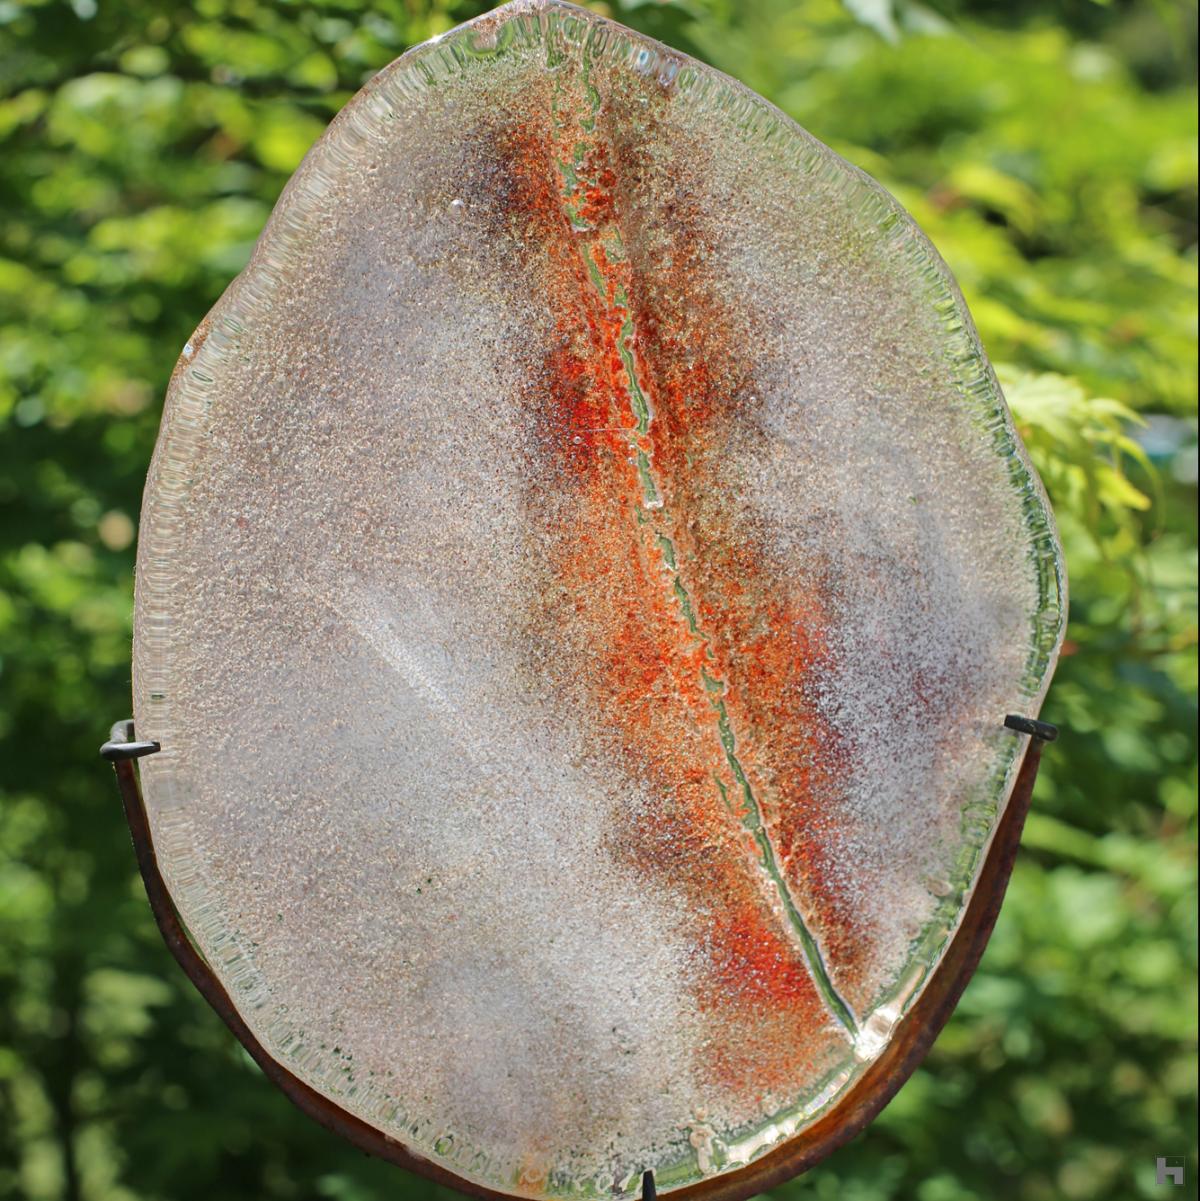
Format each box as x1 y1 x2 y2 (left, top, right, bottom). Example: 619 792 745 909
132 2 1065 1196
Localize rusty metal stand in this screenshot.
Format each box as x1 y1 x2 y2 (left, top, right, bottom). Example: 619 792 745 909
102 713 1055 1201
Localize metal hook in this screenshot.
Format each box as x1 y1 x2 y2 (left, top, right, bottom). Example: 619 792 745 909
99 718 161 761
1003 714 1059 742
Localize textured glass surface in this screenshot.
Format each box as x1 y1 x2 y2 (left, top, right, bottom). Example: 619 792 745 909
132 2 1066 1196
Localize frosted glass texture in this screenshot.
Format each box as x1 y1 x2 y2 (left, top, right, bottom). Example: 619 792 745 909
133 2 1066 1197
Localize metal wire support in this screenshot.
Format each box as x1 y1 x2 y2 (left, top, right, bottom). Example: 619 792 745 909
99 718 161 761
100 713 1056 1201
1004 713 1059 742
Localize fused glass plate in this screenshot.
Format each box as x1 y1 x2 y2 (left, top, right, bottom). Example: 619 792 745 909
131 2 1065 1197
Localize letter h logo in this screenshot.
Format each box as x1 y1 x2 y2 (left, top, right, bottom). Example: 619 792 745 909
1156 1157 1184 1186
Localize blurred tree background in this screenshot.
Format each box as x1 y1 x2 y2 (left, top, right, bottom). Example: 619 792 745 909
0 0 1195 1199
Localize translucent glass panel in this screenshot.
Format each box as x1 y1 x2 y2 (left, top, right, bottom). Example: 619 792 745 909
133 2 1064 1197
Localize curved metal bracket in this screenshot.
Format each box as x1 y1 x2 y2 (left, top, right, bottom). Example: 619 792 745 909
1004 713 1058 742
104 716 1054 1201
100 719 161 761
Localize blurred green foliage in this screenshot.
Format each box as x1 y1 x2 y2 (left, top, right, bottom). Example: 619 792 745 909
0 0 1195 1199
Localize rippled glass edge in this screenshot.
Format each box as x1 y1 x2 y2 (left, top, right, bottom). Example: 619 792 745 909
132 2 1068 1196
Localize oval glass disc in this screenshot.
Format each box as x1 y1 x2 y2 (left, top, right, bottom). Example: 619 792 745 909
132 2 1065 1197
